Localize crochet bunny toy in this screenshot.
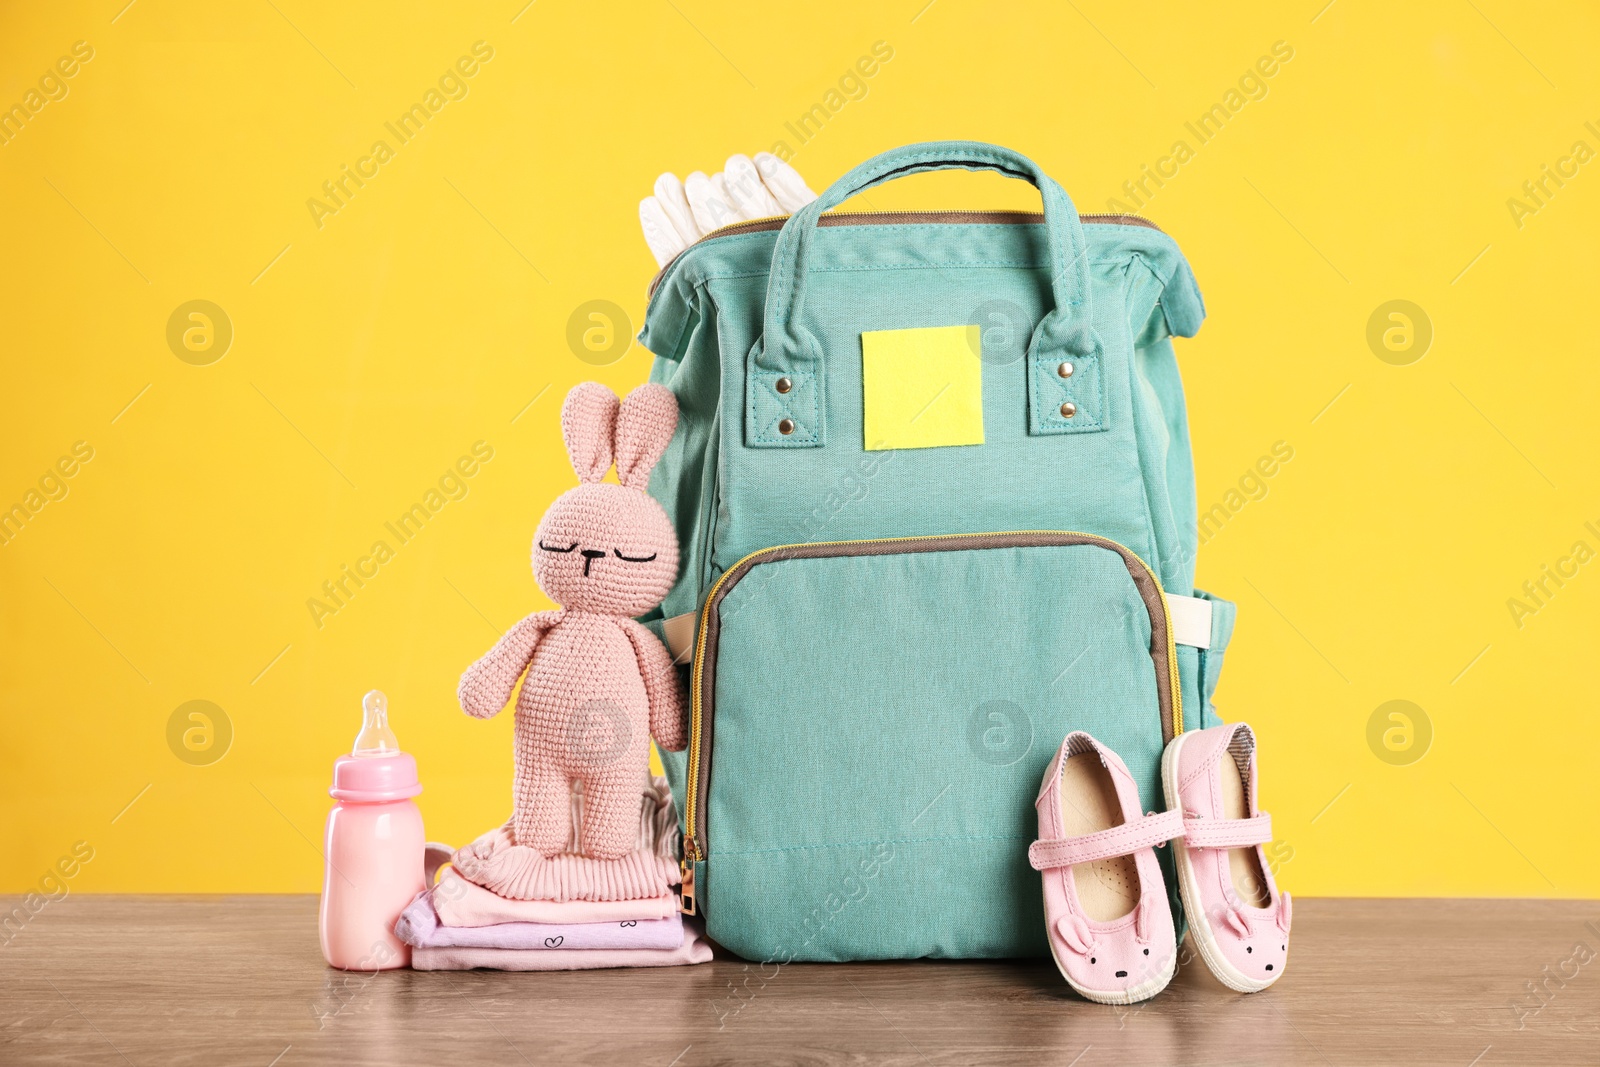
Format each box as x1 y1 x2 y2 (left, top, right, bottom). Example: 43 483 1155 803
458 382 686 861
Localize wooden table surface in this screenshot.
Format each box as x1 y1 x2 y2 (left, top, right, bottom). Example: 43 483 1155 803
1 896 1595 1066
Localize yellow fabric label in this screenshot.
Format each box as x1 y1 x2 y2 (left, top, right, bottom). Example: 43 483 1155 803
860 325 985 451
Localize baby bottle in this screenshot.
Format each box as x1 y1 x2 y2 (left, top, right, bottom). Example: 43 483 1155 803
319 690 425 970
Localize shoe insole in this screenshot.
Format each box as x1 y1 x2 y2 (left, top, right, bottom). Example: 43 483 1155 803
1059 755 1139 923
1219 757 1271 908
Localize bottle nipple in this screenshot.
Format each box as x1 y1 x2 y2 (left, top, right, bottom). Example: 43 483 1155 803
352 689 400 757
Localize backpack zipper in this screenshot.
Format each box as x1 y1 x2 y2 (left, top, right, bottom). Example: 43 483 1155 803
678 530 1183 915
647 209 1163 298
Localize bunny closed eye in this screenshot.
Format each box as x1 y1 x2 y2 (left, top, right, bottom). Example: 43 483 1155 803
538 540 655 561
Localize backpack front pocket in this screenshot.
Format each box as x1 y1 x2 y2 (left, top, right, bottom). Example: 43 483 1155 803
680 531 1181 962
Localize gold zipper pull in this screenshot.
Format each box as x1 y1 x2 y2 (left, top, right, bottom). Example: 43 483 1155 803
679 857 697 916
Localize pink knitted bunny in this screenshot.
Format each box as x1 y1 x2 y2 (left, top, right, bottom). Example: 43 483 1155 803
458 382 686 861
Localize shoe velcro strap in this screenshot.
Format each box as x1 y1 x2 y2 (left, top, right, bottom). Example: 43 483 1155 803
1029 809 1185 870
1182 813 1272 850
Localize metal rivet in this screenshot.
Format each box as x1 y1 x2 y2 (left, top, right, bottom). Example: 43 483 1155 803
1057 361 1074 379
777 418 796 435
1060 402 1076 418
775 376 793 394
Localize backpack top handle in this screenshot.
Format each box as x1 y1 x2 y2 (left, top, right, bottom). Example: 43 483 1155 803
746 141 1105 449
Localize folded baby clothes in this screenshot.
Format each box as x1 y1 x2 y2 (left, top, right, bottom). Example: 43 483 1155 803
410 776 705 971
396 888 685 951
410 918 712 971
430 867 677 928
451 775 681 902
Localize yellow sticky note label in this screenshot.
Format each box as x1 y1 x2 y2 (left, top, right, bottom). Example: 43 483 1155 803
860 325 985 451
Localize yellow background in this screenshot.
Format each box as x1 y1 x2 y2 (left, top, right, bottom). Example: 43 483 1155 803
2 1 1595 897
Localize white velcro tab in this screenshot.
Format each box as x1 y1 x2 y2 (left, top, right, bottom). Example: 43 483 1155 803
1166 593 1213 650
662 612 697 665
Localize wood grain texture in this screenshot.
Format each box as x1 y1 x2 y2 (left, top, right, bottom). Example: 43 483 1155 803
1 896 1596 1065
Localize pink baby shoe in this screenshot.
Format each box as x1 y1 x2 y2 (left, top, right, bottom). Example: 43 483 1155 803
1030 731 1184 1004
1161 722 1291 992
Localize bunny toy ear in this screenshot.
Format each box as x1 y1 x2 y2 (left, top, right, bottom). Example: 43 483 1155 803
561 382 620 483
614 383 678 489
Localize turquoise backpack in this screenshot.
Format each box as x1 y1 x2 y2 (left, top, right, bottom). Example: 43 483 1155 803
639 142 1234 962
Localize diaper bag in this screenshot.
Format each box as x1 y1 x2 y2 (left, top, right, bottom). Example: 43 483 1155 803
638 141 1235 961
